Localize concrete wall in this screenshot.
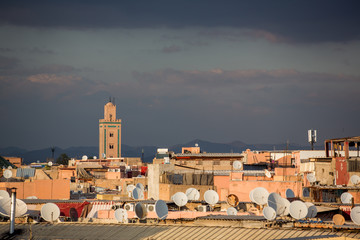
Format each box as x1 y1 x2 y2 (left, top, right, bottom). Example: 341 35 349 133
148 163 174 200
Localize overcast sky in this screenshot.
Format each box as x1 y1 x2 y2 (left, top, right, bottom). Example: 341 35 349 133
1 1 360 150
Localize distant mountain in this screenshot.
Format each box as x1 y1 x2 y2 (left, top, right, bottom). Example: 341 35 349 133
0 139 323 164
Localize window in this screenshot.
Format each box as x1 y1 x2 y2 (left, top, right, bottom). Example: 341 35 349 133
109 144 114 149
109 132 114 137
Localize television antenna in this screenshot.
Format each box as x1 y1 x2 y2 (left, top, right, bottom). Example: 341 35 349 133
0 190 9 200
0 198 27 217
289 201 308 220
263 206 276 221
304 202 317 218
204 190 219 205
114 209 128 223
41 203 60 222
307 173 316 184
264 169 271 178
251 187 269 205
226 207 238 216
285 189 295 198
340 192 353 204
351 206 360 225
333 214 345 225
186 188 200 201
233 161 242 170
134 202 147 220
173 192 188 208
350 175 360 185
308 129 317 150
302 187 310 197
267 192 286 216
155 200 168 220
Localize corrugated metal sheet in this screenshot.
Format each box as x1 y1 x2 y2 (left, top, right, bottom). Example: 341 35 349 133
0 224 360 240
16 168 36 178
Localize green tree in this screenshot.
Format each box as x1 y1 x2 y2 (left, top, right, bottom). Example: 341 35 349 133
56 153 70 165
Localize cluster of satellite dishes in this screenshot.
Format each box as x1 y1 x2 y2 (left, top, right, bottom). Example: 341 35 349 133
0 190 28 218
126 183 145 200
248 187 318 221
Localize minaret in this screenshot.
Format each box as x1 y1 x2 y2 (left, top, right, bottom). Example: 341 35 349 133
99 100 121 159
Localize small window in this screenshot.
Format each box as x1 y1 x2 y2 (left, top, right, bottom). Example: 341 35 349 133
109 144 114 149
109 132 114 137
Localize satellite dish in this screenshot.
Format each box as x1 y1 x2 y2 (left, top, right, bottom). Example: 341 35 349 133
186 188 200 201
226 207 238 216
134 202 147 220
285 189 295 198
126 184 136 193
82 155 88 160
41 203 60 222
249 190 255 202
136 183 144 191
173 192 188 207
3 169 12 179
48 161 53 167
233 161 242 170
351 206 360 225
341 192 353 204
304 202 317 218
26 196 38 199
0 190 9 199
114 209 128 223
282 198 290 216
302 187 310 197
204 190 219 205
263 206 276 221
155 200 168 220
251 187 269 205
350 175 360 185
264 169 271 178
7 166 12 170
333 214 345 225
267 192 285 215
132 187 144 200
226 194 239 207
289 200 308 220
0 198 28 217
307 173 316 183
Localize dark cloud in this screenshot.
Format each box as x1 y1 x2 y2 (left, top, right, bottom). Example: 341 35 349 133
0 55 19 70
0 1 359 43
161 45 183 53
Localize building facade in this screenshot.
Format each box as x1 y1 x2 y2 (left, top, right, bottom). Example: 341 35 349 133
99 101 122 159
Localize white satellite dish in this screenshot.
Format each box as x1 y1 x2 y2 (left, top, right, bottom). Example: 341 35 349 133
155 200 168 220
307 173 316 183
304 202 317 218
186 188 200 201
114 209 128 223
289 200 308 220
226 207 238 216
0 190 9 199
264 169 271 178
26 196 38 199
282 198 290 216
249 190 255 202
267 192 285 215
263 206 277 221
82 155 88 160
126 184 136 193
233 161 242 170
341 192 353 204
41 203 60 222
173 192 188 207
350 206 360 225
350 175 360 185
48 161 53 167
204 190 219 205
0 198 27 217
132 188 144 200
7 166 12 170
285 189 295 198
3 169 12 179
251 187 269 205
302 187 310 197
134 202 147 220
136 183 144 191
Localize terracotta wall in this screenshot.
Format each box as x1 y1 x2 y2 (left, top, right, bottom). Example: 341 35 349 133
0 179 70 199
159 184 214 201
214 175 230 201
